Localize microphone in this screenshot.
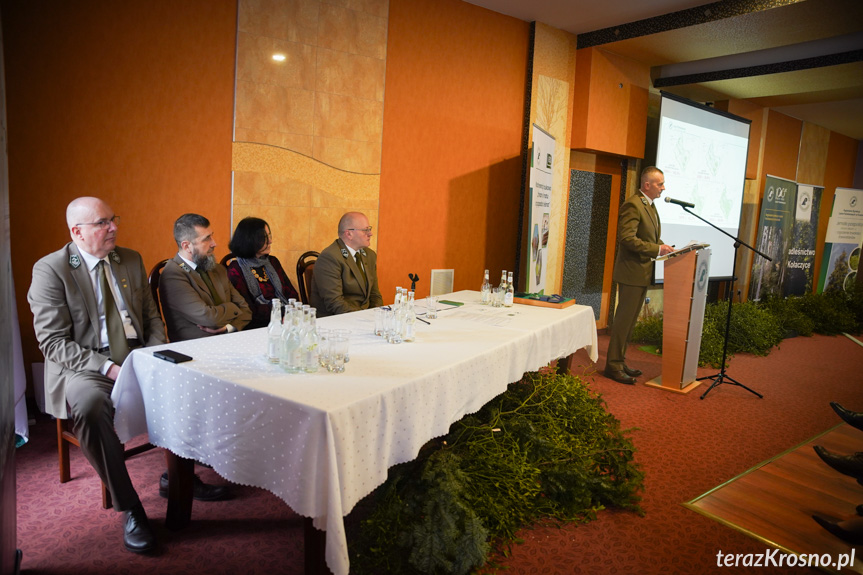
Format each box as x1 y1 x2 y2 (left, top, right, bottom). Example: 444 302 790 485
664 197 695 209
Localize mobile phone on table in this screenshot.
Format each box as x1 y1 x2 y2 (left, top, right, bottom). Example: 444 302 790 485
153 350 193 364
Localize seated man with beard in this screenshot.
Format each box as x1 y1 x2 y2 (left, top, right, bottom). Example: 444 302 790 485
157 213 251 502
160 213 252 341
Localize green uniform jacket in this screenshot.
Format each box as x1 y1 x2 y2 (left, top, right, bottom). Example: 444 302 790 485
28 243 166 418
612 192 663 287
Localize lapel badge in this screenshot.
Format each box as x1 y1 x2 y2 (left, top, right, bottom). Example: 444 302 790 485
179 262 192 273
69 254 81 269
640 197 649 206
340 248 349 258
359 248 367 257
110 251 121 264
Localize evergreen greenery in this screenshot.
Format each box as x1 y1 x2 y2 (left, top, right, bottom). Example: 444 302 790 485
756 293 815 337
795 290 858 335
628 286 863 368
631 314 662 347
349 371 644 575
706 300 784 358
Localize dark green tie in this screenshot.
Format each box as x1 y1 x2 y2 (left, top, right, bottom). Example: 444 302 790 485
650 202 661 238
98 261 130 365
355 252 368 287
198 268 223 305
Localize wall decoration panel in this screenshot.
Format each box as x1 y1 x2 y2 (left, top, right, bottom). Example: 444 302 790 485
563 170 612 319
234 0 387 289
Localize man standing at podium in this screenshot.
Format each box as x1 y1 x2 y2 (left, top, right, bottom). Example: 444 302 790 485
604 166 675 385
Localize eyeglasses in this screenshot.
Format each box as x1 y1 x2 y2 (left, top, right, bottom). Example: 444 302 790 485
347 226 373 234
76 215 120 229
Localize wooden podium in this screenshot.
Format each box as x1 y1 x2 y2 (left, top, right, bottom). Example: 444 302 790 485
646 246 711 393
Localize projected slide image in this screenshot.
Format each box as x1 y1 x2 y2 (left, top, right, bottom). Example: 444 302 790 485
653 94 750 280
657 117 747 229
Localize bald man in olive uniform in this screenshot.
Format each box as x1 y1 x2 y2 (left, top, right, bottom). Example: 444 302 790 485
310 212 383 317
28 197 165 553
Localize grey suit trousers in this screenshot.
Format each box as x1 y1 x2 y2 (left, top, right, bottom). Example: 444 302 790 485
65 371 140 511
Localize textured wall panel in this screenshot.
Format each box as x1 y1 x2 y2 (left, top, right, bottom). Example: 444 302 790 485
563 170 612 319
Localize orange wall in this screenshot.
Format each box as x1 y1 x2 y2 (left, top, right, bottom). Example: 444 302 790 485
572 48 649 158
4 0 237 366
378 0 529 298
762 110 803 181
721 99 764 181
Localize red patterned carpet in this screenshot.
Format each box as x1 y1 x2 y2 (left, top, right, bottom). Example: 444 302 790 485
14 333 863 574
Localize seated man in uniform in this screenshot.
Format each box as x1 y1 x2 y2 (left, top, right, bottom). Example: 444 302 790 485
158 212 253 501
159 213 252 340
29 197 164 553
310 211 383 317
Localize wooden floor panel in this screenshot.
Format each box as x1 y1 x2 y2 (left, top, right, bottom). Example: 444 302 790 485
686 424 863 573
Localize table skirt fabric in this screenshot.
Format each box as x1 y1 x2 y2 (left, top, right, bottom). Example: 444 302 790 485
112 291 597 575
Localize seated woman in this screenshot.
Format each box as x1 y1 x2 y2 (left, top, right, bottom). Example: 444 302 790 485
226 217 299 330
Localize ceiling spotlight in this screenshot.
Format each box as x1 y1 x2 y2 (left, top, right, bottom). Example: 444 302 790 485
272 54 286 62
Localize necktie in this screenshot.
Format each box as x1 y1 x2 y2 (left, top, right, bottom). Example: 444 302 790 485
355 252 368 288
98 261 130 365
649 202 660 238
198 269 223 305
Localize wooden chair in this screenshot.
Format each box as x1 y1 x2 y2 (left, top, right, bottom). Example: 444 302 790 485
219 252 235 267
148 259 168 313
56 259 169 508
57 419 155 509
296 251 319 305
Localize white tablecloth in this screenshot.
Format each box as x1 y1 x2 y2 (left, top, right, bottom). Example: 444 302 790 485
112 291 597 575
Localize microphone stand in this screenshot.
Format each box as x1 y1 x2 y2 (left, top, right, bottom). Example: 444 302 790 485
673 204 771 400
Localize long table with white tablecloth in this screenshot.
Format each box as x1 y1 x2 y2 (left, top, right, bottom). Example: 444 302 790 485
112 290 598 575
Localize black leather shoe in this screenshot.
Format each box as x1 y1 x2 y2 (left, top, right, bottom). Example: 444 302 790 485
123 504 156 554
812 514 863 544
813 446 863 484
159 472 232 502
830 402 863 432
623 365 642 377
604 369 636 385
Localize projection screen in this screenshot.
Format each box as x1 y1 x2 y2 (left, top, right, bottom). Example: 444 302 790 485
654 92 751 281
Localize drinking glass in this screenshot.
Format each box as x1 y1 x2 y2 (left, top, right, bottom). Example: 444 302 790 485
333 329 352 362
374 307 385 336
327 337 348 373
385 308 402 344
492 287 502 307
425 296 438 319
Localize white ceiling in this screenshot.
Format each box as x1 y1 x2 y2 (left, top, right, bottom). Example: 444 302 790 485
465 0 863 140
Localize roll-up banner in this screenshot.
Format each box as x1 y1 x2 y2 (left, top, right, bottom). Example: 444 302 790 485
818 187 863 293
528 124 555 294
783 184 822 296
749 175 797 301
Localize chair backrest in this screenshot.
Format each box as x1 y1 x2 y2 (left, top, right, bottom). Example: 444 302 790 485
148 259 169 314
220 252 235 267
296 251 319 305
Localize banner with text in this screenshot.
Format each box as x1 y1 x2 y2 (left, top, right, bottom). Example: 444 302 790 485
818 187 863 293
749 175 797 300
528 124 555 293
783 184 822 296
